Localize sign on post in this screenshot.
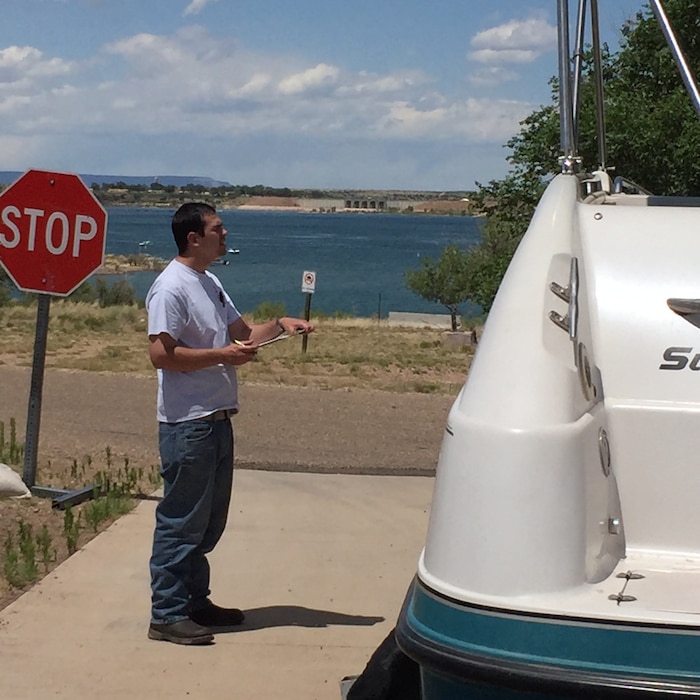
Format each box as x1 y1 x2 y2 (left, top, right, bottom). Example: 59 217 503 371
0 169 107 295
0 170 108 498
300 270 316 354
301 270 316 294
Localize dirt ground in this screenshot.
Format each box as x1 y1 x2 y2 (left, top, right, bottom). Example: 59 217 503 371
0 365 454 608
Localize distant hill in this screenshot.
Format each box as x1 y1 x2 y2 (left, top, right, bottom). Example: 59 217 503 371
0 171 231 187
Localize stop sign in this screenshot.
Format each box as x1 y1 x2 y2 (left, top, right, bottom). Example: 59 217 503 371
0 169 107 295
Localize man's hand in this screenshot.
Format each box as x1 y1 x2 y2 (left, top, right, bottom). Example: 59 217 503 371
149 333 257 371
224 339 258 366
278 317 315 336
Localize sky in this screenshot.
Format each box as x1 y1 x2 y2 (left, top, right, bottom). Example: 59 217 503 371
0 0 649 191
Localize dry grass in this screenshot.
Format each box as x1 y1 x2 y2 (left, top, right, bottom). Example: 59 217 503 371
0 301 474 395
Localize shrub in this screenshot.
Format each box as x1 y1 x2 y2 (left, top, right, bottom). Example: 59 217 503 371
251 300 286 321
96 278 136 307
68 281 98 303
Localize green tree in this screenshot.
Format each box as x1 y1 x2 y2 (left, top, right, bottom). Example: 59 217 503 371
604 0 700 195
466 171 545 313
461 0 700 314
506 1 700 194
95 278 136 307
67 280 98 303
405 245 471 331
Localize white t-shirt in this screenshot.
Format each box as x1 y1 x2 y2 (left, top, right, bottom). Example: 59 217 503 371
146 259 242 423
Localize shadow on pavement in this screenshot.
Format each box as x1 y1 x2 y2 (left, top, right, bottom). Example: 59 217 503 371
232 605 385 632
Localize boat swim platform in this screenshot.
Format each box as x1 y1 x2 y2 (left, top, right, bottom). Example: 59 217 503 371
420 551 700 628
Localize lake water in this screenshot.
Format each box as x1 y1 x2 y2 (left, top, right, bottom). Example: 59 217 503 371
103 207 483 319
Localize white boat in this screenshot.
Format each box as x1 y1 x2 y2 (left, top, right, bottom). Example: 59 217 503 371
394 1 700 697
211 248 240 266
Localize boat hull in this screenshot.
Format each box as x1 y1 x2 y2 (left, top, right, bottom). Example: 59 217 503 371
396 578 700 698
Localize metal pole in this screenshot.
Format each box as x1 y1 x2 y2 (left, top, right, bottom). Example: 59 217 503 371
590 0 607 170
557 0 577 170
302 293 311 354
22 293 50 488
571 0 588 144
650 0 700 120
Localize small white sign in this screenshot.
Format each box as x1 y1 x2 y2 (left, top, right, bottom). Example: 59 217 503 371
302 270 316 294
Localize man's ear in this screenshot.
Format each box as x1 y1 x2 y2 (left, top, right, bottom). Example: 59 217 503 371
186 230 199 248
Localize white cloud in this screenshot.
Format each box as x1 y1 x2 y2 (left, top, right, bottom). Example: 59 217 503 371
468 65 519 86
238 73 272 96
470 18 556 64
0 46 73 83
378 98 531 143
278 63 340 95
337 70 425 96
183 0 219 17
0 25 533 185
0 26 533 147
471 49 541 65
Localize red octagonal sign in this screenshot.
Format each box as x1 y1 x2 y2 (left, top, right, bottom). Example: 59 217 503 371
0 169 107 296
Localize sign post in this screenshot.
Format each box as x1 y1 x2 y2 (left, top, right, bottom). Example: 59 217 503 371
301 270 316 354
0 169 107 505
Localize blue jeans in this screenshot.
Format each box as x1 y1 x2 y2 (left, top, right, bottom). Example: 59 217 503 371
150 418 234 623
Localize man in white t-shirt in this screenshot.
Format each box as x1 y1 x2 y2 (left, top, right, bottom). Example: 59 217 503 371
146 202 314 645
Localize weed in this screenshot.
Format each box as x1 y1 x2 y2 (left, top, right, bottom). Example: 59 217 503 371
0 418 24 465
412 382 441 394
3 534 21 587
17 521 37 583
63 507 82 555
36 525 55 572
148 464 162 486
2 520 40 588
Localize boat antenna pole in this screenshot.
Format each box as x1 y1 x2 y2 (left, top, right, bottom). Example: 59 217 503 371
557 0 580 173
571 0 587 147
590 0 607 171
650 0 700 120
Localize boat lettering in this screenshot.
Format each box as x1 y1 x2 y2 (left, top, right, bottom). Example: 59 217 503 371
659 346 700 370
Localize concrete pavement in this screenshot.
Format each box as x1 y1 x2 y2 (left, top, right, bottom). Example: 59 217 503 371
0 470 434 700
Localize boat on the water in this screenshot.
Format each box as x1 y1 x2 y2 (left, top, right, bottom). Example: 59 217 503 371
211 248 240 266
394 1 700 697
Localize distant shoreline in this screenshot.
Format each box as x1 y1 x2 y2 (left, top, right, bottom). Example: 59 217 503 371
102 201 478 215
95 192 477 216
95 253 167 275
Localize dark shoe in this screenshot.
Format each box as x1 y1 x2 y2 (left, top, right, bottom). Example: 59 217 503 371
190 600 245 631
148 618 214 645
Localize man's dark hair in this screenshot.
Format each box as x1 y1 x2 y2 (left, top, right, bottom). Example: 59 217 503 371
171 202 217 255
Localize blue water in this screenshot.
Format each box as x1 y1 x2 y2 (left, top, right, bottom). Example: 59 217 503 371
103 207 483 318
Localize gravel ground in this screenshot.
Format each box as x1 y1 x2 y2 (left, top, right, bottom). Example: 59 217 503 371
0 365 454 479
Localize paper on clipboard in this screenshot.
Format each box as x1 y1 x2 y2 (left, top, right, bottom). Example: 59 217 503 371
257 330 305 347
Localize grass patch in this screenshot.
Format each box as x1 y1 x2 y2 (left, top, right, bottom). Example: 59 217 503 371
0 301 477 394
